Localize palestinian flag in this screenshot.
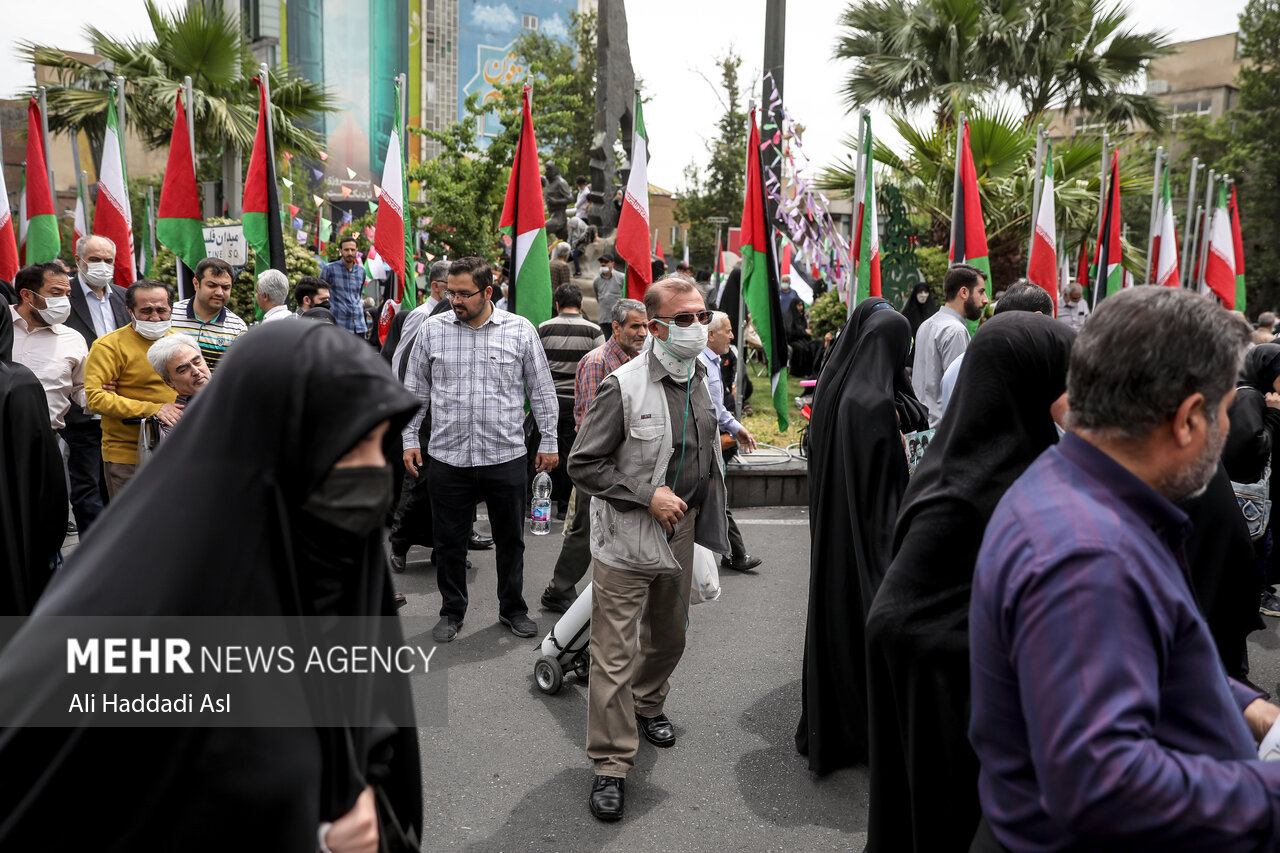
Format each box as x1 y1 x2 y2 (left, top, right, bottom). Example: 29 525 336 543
93 88 135 285
23 98 59 264
1090 149 1123 309
741 110 789 431
1230 184 1245 312
1026 142 1057 314
242 77 286 279
1153 166 1179 288
0 153 17 282
157 90 205 298
948 119 990 280
373 79 415 310
616 91 651 300
1203 183 1236 308
854 112 881 304
497 84 552 326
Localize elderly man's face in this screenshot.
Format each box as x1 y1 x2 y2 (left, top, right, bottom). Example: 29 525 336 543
707 316 734 356
165 346 210 397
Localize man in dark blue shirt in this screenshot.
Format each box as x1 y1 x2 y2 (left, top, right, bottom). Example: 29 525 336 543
319 235 368 335
970 287 1280 851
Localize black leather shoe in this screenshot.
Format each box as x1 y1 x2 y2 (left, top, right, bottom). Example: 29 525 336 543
589 775 624 821
541 589 574 614
432 617 462 643
468 532 494 550
721 554 763 572
636 712 676 748
389 550 407 573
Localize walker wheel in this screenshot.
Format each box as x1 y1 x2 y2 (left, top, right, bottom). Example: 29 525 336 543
534 655 563 694
573 653 590 683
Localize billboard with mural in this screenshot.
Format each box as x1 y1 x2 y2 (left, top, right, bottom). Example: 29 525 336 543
458 0 578 143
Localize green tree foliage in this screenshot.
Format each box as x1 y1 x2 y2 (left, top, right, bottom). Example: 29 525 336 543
808 289 848 339
511 10 597 181
23 0 335 178
673 51 747 271
834 0 1171 129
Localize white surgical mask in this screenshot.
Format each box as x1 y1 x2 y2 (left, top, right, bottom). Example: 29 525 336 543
652 319 709 376
35 295 71 325
134 319 172 340
81 261 114 288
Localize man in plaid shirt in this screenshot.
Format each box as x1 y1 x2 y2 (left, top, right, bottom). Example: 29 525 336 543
319 236 367 335
401 257 560 643
540 298 649 612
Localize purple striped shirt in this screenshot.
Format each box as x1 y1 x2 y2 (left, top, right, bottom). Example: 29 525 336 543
970 432 1280 851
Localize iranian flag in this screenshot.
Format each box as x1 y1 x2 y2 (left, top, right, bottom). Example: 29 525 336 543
0 151 17 282
242 77 286 278
93 90 135 284
156 90 205 298
1153 166 1180 288
741 110 789 431
373 80 415 310
853 112 881 303
1230 184 1246 312
948 119 990 280
1026 142 1057 314
1090 149 1123 308
23 99 59 263
616 91 651 300
498 84 552 326
1203 183 1237 308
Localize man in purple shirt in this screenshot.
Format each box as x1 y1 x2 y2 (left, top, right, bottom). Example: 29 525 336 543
969 287 1280 852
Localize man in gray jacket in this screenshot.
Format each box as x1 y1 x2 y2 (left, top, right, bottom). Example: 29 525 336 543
568 275 729 823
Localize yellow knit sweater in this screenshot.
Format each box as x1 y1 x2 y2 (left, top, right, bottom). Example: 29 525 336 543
85 327 178 464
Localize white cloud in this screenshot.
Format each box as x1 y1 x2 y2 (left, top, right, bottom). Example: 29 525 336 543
470 3 519 32
540 15 568 40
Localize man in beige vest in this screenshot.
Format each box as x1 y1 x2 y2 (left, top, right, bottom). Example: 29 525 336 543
567 275 729 822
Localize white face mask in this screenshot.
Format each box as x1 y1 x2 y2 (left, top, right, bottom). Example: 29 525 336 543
34 295 71 325
81 261 114 287
652 319 709 374
134 319 172 340
916 291 929 304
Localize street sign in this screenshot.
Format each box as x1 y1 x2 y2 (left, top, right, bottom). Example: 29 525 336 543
202 224 248 266
707 216 729 225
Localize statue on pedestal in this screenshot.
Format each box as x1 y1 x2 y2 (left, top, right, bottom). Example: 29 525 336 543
544 161 574 241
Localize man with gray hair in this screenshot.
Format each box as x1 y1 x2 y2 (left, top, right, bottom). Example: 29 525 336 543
145 334 211 438
551 241 573 289
541 297 648 612
1256 310 1277 339
255 269 293 323
968 287 1280 852
1058 282 1090 332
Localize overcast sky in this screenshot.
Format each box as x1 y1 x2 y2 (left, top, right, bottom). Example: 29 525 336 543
0 0 1249 191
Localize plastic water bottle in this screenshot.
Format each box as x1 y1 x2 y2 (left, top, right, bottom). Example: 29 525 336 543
530 471 552 535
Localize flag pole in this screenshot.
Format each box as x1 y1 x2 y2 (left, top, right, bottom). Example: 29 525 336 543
183 76 196 173
1181 157 1200 287
1198 169 1217 292
1143 147 1163 286
1028 124 1045 264
147 187 156 266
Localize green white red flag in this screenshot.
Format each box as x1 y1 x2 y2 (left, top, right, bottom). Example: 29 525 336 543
498 84 552 326
23 98 60 264
615 90 651 300
242 77 286 279
373 80 415 310
1203 183 1236 308
156 90 205 297
741 110 789 431
1153 167 1179 288
1026 142 1057 314
93 90 134 284
853 112 880 304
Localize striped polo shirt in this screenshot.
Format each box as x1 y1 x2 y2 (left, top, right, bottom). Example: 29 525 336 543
170 298 248 372
537 312 604 401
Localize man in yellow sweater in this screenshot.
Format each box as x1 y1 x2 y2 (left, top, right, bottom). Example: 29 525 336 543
84 281 182 498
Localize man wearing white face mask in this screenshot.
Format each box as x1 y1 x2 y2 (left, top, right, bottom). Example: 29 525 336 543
10 264 88 438
63 235 131 532
568 275 729 823
84 280 180 498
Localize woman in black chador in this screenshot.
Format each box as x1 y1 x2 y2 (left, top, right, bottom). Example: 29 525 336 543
864 312 1074 852
0 322 423 852
901 281 937 339
796 297 928 775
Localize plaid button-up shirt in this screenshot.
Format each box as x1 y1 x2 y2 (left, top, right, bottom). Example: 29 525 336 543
573 336 630 429
319 259 367 333
401 305 559 467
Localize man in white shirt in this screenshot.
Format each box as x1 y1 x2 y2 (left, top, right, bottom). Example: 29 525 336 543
912 264 986 426
1058 283 1091 333
255 269 294 323
10 263 88 433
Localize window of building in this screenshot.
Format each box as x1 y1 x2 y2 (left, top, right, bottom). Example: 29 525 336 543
240 0 260 40
522 14 539 30
1169 99 1213 130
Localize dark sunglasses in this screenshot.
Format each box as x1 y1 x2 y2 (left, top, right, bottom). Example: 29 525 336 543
653 311 712 327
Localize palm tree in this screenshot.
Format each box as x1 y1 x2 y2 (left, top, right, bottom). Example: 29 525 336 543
22 0 335 172
833 0 1173 131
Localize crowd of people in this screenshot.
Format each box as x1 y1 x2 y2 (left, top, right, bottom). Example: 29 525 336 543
6 223 1280 848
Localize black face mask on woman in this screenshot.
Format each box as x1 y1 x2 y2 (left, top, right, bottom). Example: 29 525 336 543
296 466 394 614
302 466 394 536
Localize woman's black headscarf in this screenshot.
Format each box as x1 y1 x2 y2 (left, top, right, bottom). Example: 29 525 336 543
901 282 938 338
0 307 67 618
1223 343 1280 484
863 312 1073 853
0 322 423 851
796 298 928 775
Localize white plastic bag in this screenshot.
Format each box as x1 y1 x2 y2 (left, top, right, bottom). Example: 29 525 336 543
691 544 721 604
